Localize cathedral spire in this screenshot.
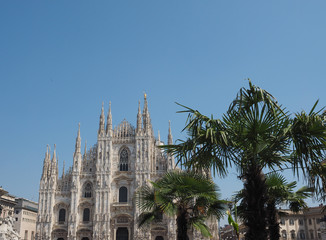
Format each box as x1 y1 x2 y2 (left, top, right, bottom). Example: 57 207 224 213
106 101 112 135
168 120 173 145
46 144 50 161
143 93 149 116
98 102 105 135
142 93 152 134
75 123 81 154
48 145 51 161
137 100 142 133
52 144 57 163
42 145 50 179
73 124 82 172
62 160 65 179
46 144 49 158
84 140 87 160
51 144 58 176
158 130 161 142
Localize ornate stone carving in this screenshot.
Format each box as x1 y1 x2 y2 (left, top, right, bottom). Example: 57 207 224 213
0 216 20 240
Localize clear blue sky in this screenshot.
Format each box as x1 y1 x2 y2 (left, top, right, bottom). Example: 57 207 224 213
1 0 326 220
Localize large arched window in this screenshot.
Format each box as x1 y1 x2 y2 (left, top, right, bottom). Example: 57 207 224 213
58 209 66 223
83 208 90 222
119 149 128 171
119 187 128 202
116 227 128 240
83 183 92 198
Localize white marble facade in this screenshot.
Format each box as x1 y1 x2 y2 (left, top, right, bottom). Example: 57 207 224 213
36 96 177 240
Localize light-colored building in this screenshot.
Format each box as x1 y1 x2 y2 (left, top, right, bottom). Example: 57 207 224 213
0 187 20 240
219 205 326 240
279 205 325 240
14 198 38 240
0 187 16 219
36 96 219 240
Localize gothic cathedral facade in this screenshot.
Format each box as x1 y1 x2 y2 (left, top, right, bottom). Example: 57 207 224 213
36 96 177 240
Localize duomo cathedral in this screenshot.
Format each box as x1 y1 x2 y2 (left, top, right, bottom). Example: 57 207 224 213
35 96 218 240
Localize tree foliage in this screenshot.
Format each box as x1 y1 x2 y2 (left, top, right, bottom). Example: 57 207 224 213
164 80 326 240
135 170 226 240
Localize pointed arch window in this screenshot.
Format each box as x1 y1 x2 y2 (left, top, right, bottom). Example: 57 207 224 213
58 209 66 223
119 187 128 202
83 183 92 198
83 208 90 222
119 149 128 171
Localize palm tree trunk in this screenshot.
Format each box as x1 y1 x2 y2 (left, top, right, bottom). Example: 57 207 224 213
267 200 280 240
176 207 189 240
240 164 268 240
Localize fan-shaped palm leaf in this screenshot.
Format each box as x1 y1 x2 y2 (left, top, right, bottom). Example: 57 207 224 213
135 170 226 240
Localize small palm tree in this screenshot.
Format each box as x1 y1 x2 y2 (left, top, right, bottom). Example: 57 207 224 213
135 170 226 240
265 172 313 240
234 172 312 240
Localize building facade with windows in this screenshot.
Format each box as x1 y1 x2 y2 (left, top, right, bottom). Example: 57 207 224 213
14 198 38 240
279 205 325 240
0 188 16 220
36 96 214 240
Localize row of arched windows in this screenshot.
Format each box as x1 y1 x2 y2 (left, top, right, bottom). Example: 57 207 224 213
58 236 163 240
281 229 321 239
57 229 163 240
115 228 163 240
58 208 90 223
58 185 128 223
58 185 128 224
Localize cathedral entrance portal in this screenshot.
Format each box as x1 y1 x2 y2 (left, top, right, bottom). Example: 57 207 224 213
81 238 89 240
116 227 128 240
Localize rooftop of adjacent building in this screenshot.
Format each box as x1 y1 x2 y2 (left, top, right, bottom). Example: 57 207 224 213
15 198 38 213
0 187 38 212
0 187 8 197
278 204 325 216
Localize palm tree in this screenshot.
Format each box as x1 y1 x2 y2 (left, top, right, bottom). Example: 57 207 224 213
265 172 313 240
233 172 312 240
164 80 326 240
135 170 226 240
